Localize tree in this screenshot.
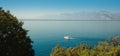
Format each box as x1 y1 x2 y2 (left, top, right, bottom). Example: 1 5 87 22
0 7 34 56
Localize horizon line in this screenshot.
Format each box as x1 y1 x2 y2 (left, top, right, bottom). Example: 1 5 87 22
19 19 120 21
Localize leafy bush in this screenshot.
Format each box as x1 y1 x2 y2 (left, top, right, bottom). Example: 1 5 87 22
51 36 120 56
0 7 34 56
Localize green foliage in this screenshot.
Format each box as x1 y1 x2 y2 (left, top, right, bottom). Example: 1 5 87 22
51 36 120 56
107 36 120 46
0 7 34 56
50 44 66 56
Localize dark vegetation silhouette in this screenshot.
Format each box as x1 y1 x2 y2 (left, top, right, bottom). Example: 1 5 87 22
51 36 120 56
0 7 34 56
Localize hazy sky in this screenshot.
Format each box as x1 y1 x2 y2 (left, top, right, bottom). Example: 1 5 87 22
1 0 120 20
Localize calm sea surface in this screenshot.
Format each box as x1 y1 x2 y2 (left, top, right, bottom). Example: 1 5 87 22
23 21 120 56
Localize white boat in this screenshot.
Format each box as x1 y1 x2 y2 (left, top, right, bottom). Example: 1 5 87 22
64 36 75 40
64 36 70 40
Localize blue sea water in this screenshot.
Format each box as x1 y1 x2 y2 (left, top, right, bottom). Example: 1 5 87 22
23 21 120 56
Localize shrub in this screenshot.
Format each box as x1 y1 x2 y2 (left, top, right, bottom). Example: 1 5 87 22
51 36 120 56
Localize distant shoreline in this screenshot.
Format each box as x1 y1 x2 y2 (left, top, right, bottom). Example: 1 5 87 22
19 19 120 21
